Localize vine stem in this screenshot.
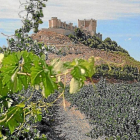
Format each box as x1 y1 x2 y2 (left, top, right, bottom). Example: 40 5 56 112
42 72 67 111
6 108 19 123
1 32 15 37
17 110 26 132
17 72 31 76
55 68 73 77
63 90 66 111
63 73 67 111
26 88 34 101
0 115 7 123
50 92 64 104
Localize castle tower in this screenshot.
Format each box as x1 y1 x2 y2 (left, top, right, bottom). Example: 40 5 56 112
69 23 73 30
63 22 66 29
49 17 58 28
78 18 97 36
58 19 61 28
78 19 85 28
61 22 64 28
49 20 51 28
91 19 97 33
48 17 101 40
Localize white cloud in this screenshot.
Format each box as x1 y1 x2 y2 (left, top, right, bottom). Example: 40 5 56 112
0 0 140 22
0 0 139 38
0 0 21 19
125 37 132 41
44 0 140 22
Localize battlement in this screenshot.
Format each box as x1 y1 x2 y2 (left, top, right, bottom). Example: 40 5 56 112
78 19 97 36
49 17 77 31
48 17 102 40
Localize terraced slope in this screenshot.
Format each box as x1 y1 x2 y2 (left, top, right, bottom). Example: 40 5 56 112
31 29 140 70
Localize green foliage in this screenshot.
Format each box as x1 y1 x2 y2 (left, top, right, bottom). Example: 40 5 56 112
0 44 95 138
69 29 130 55
0 0 49 61
0 49 95 137
64 81 140 139
94 63 140 81
0 0 96 139
1 0 139 139
113 51 140 71
69 57 96 93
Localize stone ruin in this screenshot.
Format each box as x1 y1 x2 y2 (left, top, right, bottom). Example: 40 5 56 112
42 17 102 40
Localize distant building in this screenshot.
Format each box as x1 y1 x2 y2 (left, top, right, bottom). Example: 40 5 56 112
46 17 102 40
78 19 102 40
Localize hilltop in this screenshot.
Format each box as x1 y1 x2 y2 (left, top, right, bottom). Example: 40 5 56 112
31 29 123 65
31 29 140 83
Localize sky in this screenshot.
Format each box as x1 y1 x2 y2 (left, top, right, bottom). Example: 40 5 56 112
0 0 140 61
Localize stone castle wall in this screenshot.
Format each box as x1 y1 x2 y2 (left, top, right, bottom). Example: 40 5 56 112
49 17 77 31
42 28 75 36
78 19 97 36
48 17 102 40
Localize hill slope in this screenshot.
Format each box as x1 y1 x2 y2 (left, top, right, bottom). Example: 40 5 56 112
31 29 140 83
31 29 140 67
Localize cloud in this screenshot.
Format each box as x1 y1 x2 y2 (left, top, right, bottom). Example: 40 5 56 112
0 19 22 38
125 37 132 41
0 0 139 41
0 0 21 19
0 0 140 22
44 0 140 22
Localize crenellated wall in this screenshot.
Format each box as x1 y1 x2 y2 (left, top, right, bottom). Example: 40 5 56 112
49 17 77 31
48 17 102 40
96 33 102 40
78 19 97 36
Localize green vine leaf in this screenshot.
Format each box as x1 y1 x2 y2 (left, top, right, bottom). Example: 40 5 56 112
86 56 96 78
7 108 24 134
1 53 19 92
31 64 44 85
31 60 57 98
1 52 32 92
16 102 25 108
51 58 67 74
0 75 9 97
71 66 82 79
70 78 80 94
0 106 24 134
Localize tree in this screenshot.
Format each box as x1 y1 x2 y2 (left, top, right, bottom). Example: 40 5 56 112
104 37 112 45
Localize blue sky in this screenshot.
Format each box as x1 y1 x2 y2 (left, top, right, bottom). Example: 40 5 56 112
0 0 140 61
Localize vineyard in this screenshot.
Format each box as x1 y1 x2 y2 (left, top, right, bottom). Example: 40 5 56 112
0 0 140 140
65 78 140 139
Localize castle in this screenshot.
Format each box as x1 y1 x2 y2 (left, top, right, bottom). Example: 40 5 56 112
49 17 77 31
42 17 102 40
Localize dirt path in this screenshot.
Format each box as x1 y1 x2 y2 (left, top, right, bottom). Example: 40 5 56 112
51 98 106 140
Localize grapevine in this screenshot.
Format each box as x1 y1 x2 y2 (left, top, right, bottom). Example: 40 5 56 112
64 78 140 139
0 50 95 139
0 1 96 139
0 0 139 139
